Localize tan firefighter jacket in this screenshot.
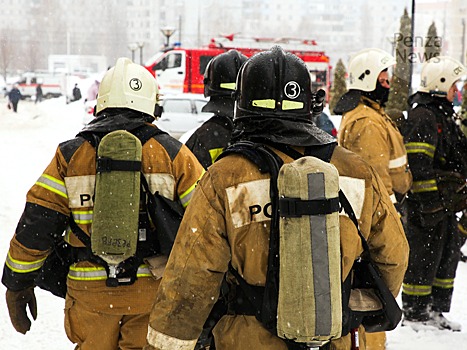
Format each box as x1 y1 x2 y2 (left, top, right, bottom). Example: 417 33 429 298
3 122 204 315
147 144 409 350
338 97 412 203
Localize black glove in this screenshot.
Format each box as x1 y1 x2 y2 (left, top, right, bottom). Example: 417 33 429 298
6 287 37 334
437 171 467 213
419 203 447 228
311 89 326 120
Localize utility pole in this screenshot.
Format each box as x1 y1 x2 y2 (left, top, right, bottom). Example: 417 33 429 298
462 18 466 65
137 42 145 65
409 0 415 96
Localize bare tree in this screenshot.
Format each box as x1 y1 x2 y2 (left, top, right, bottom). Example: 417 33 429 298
0 28 15 83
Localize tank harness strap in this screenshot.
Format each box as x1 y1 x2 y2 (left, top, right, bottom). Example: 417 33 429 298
68 124 169 286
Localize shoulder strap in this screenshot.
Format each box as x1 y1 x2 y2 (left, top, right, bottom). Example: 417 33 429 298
78 124 166 149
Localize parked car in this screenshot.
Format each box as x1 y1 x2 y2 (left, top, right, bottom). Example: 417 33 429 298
155 93 212 139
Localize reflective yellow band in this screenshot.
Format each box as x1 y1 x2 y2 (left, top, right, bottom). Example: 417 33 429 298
36 174 68 198
389 155 408 169
282 100 304 110
72 210 93 224
459 222 467 235
5 252 46 273
147 326 197 350
209 148 224 164
433 277 454 289
405 142 436 158
68 265 152 281
219 82 236 90
412 179 438 193
179 170 205 208
402 283 432 296
252 99 275 109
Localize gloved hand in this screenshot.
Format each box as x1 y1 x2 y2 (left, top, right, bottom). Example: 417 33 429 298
311 89 326 120
419 204 447 228
6 287 37 334
437 171 467 213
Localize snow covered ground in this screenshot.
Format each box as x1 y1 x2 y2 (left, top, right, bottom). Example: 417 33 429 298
1 97 467 349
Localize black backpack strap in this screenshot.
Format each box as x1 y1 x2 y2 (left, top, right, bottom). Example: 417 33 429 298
338 191 370 254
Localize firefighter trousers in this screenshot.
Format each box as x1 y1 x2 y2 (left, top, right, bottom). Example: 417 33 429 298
65 294 149 350
402 210 461 320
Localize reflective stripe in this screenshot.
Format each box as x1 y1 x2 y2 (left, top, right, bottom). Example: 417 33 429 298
282 100 304 110
459 222 467 235
68 265 152 281
147 326 197 350
5 252 46 273
252 99 275 109
389 154 407 169
412 179 438 193
405 142 436 158
307 172 335 335
433 277 454 289
179 171 205 208
209 148 224 164
72 210 93 224
389 193 397 204
219 82 236 90
36 174 68 198
402 283 432 296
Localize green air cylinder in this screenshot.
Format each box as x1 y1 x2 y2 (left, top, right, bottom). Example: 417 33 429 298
91 130 142 266
277 156 342 344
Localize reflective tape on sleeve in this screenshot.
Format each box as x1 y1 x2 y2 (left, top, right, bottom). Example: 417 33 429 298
412 179 438 193
36 174 68 198
179 170 205 208
389 154 407 169
405 142 435 158
5 252 46 273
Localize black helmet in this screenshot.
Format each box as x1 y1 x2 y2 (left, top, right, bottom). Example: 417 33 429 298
234 45 313 121
203 49 248 98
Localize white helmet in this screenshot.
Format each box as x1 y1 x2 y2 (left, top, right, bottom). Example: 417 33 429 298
348 48 396 91
418 56 466 96
96 57 160 117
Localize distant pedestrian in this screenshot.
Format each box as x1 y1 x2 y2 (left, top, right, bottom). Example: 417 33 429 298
86 79 100 102
8 85 22 113
35 84 43 104
71 84 82 102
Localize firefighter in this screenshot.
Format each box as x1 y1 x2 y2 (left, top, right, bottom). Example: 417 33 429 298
145 47 408 350
401 56 467 331
2 57 204 349
335 48 412 210
185 49 247 169
334 48 413 350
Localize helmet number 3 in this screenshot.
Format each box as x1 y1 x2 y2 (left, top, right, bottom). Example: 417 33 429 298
129 78 142 91
284 81 300 99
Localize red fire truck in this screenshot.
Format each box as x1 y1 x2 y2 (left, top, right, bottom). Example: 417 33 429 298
144 35 331 96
